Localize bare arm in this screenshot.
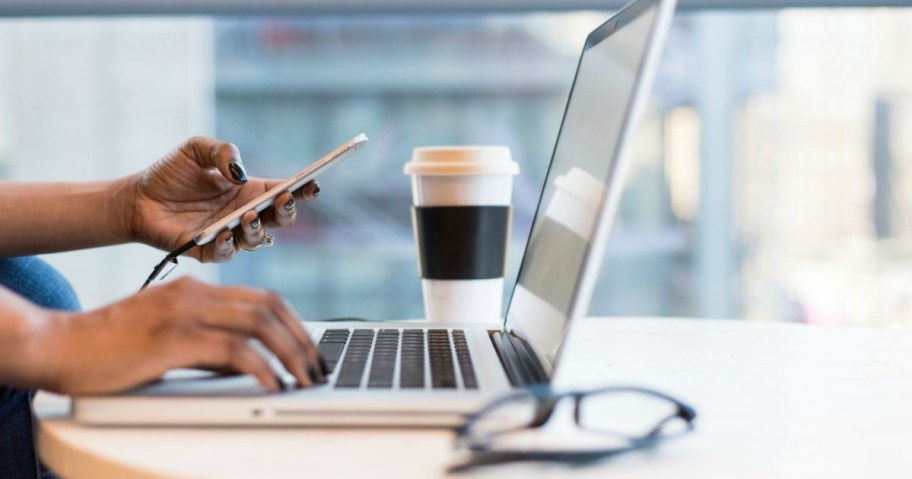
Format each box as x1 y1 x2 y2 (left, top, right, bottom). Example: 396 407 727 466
0 285 57 389
0 179 134 257
0 277 325 394
0 136 318 260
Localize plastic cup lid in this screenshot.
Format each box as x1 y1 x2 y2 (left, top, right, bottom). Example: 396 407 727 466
404 146 520 176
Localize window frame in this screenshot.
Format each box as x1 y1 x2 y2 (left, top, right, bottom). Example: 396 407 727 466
0 0 906 17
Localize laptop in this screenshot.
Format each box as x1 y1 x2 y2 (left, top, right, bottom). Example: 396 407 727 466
73 0 676 427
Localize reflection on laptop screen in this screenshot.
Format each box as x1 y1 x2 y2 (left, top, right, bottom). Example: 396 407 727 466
505 2 661 373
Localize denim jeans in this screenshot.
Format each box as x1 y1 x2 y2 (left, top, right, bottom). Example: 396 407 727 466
0 256 80 479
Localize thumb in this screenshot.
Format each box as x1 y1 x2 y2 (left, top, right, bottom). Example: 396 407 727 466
184 136 249 185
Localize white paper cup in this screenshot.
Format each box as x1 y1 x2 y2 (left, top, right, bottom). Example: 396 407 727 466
405 146 519 323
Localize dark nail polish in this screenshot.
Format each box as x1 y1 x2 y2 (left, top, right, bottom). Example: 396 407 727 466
308 364 326 384
319 356 329 376
284 196 295 211
228 161 248 183
250 217 261 230
274 374 289 392
313 184 321 197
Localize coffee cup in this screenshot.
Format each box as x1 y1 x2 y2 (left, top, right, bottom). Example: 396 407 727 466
404 146 520 323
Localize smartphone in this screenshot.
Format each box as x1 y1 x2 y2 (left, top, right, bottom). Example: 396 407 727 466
192 133 369 246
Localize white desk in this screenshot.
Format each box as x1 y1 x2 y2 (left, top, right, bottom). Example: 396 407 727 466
35 318 912 479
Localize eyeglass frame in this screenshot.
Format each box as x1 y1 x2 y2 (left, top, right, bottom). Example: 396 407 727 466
450 384 697 472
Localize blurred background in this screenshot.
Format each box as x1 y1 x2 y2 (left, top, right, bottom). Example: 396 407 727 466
1 1 911 329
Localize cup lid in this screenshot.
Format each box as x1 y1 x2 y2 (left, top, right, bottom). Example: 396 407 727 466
404 146 520 176
554 167 606 211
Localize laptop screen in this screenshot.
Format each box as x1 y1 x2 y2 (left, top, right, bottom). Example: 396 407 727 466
504 0 666 375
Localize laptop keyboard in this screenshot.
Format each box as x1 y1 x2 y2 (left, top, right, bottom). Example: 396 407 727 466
317 328 478 390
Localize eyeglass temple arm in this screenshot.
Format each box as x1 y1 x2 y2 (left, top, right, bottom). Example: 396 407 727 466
642 403 697 438
139 239 198 291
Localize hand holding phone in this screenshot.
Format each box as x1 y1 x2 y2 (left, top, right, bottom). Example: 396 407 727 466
139 133 369 290
194 133 369 245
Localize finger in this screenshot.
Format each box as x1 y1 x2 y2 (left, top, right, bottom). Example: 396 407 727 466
183 136 248 185
261 179 320 202
195 300 313 387
258 181 312 229
191 285 323 382
183 330 280 393
198 230 237 264
249 291 322 383
227 341 282 392
297 180 320 201
238 210 266 250
258 191 295 229
270 191 297 228
267 293 324 383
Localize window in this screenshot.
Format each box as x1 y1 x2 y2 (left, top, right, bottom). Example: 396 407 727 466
3 6 911 328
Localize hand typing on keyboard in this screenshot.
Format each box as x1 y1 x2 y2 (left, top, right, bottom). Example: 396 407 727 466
8 277 325 395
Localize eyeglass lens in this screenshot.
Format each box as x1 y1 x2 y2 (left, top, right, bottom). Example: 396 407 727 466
576 390 686 437
466 394 545 443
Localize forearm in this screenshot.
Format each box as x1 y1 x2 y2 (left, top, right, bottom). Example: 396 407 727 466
0 178 135 256
0 286 59 390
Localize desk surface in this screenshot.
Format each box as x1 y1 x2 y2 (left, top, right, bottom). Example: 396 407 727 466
35 318 912 479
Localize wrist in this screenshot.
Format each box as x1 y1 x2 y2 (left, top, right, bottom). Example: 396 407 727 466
0 292 69 391
110 174 142 244
23 311 71 392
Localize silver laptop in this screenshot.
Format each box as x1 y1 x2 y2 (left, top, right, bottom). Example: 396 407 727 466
73 0 676 427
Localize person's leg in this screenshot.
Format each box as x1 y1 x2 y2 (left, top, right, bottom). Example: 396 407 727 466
0 257 80 479
0 256 80 312
0 387 41 478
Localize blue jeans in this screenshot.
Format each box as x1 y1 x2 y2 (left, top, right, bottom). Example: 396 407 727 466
0 257 80 479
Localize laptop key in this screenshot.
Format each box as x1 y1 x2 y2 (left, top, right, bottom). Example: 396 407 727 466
317 342 345 372
399 330 425 388
317 329 351 373
428 329 456 389
452 330 478 389
334 330 375 388
368 330 399 388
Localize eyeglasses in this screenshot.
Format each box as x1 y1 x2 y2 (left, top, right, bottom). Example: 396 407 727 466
450 385 697 473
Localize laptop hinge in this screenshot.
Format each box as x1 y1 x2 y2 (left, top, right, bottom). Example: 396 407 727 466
489 330 549 387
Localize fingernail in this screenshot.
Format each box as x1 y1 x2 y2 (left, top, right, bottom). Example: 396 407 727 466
250 217 261 230
283 196 295 211
313 184 321 197
224 235 234 247
309 364 326 384
319 356 330 376
228 161 248 183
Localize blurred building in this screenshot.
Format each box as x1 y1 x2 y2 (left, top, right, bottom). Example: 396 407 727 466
1 9 912 328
